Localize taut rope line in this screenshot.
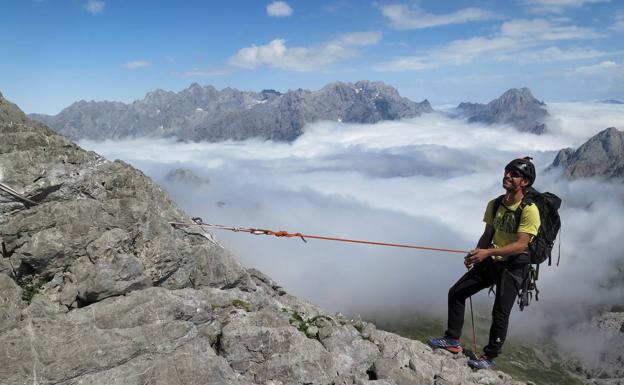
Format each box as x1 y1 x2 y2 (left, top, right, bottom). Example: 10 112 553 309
169 217 471 254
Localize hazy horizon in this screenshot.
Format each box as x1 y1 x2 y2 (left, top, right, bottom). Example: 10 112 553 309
19 83 624 116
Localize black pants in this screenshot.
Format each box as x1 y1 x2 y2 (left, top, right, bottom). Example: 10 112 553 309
445 258 527 358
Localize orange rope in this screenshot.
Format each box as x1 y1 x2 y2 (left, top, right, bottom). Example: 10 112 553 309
169 218 470 254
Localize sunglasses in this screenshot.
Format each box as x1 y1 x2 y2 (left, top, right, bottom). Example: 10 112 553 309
505 169 524 178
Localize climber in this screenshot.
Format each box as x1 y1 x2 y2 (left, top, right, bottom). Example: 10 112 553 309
427 157 540 370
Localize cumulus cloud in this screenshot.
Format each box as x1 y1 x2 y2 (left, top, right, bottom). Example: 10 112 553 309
573 60 621 73
84 0 105 14
523 0 611 14
79 102 624 322
266 1 293 17
123 60 151 70
381 5 497 30
570 60 624 82
229 32 382 71
377 18 604 71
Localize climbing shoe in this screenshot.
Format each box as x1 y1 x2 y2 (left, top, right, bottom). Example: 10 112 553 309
426 336 462 354
467 355 494 370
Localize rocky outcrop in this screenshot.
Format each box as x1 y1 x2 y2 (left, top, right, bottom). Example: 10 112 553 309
29 81 433 142
456 88 549 134
550 127 624 180
165 168 210 185
1 93 521 384
562 311 624 385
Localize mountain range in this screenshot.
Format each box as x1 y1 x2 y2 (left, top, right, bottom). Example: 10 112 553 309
29 82 551 142
30 81 432 142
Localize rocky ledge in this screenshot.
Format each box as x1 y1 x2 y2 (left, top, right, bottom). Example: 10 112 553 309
0 93 522 385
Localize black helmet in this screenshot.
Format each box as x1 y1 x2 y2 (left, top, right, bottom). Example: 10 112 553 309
505 156 536 186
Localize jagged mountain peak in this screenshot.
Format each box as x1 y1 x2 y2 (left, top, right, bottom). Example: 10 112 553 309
28 81 432 142
457 87 549 134
490 87 545 108
550 126 624 180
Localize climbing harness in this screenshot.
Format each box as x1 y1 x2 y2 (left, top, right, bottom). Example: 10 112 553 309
169 217 471 254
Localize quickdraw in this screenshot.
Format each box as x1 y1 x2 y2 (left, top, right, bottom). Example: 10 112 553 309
169 217 471 254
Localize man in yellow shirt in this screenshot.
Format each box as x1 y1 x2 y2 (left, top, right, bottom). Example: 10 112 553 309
428 157 540 370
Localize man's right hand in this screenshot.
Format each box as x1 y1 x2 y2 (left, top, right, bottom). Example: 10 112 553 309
464 248 491 268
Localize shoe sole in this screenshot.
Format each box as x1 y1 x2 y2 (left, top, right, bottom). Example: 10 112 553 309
428 344 462 354
445 346 463 354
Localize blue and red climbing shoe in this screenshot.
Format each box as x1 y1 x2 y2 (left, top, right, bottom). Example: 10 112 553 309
467 355 494 370
426 336 463 354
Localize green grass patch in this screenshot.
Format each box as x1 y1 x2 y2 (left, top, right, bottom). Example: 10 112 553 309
211 299 252 312
367 311 583 385
17 275 46 304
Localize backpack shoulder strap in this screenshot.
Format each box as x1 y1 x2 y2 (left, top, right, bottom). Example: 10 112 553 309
514 188 540 230
492 195 505 220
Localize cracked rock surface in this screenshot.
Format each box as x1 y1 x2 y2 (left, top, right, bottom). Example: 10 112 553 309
0 92 524 385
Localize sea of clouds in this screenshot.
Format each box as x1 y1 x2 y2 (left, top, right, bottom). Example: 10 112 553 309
80 102 624 356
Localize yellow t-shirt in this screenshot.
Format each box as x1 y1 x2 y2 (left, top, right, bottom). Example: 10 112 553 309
483 198 541 261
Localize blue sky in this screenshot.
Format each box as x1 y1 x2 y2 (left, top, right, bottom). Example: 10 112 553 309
1 0 623 114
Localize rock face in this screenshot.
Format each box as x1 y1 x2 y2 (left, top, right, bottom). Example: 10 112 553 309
165 168 210 185
550 127 624 180
562 311 624 385
29 81 433 142
1 92 521 384
456 88 549 134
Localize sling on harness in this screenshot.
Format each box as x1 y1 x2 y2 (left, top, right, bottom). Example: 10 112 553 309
491 187 562 310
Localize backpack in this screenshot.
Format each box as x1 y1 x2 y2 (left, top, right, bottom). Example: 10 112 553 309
492 187 562 310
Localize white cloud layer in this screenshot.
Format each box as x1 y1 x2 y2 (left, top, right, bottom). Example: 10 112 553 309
266 1 293 17
84 0 105 14
524 0 611 14
79 102 624 359
377 18 604 71
229 32 382 71
381 5 497 29
81 103 624 318
123 60 151 70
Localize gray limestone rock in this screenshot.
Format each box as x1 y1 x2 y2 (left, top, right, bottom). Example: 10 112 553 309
165 168 210 185
561 311 624 385
29 81 433 142
457 88 549 134
0 273 23 333
549 127 624 180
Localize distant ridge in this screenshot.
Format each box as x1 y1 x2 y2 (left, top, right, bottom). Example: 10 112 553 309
550 127 624 180
29 81 433 142
456 87 549 134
